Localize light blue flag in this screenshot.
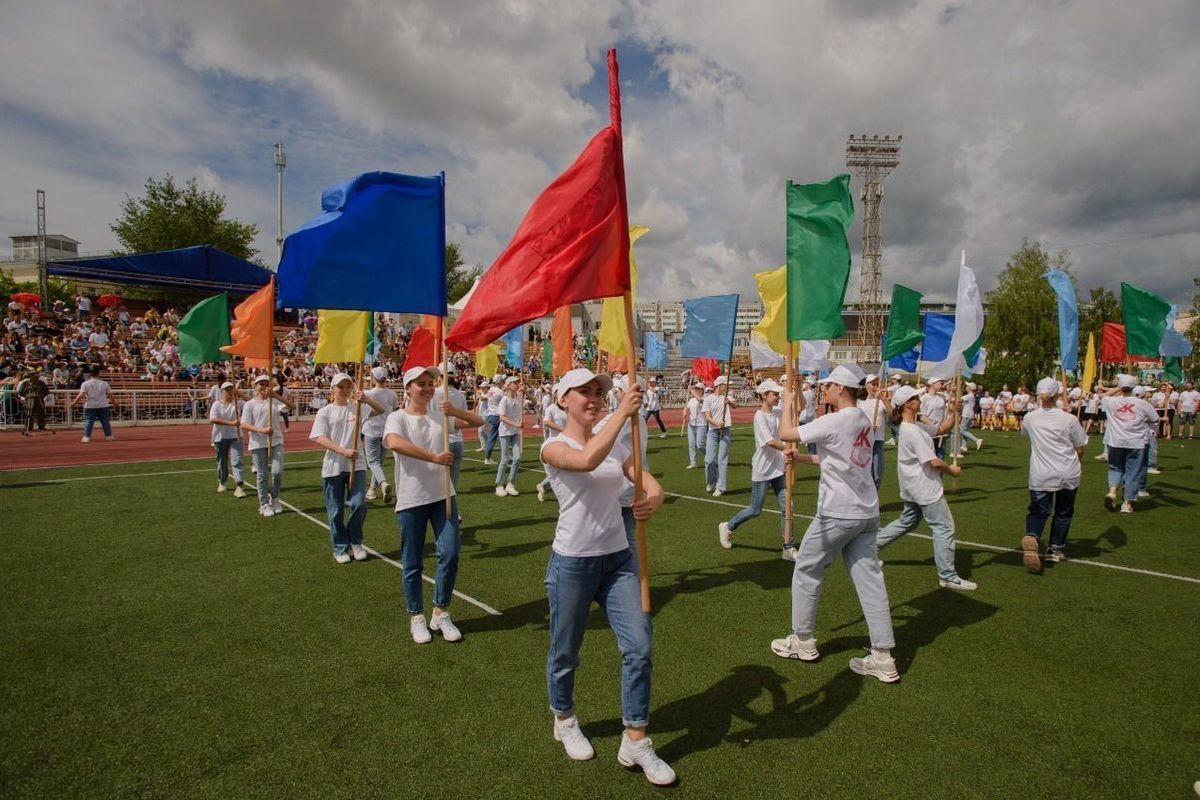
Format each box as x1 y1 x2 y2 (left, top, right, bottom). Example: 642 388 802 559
645 332 668 370
1043 270 1079 372
1160 305 1194 358
680 294 740 362
503 325 526 367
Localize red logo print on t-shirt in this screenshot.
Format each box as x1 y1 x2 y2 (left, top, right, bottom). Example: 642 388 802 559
1114 402 1136 421
850 426 873 467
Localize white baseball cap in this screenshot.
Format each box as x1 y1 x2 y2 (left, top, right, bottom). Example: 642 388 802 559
889 372 905 381
220 381 235 389
1116 374 1137 389
714 375 729 387
553 367 613 401
1132 385 1146 398
925 376 945 386
822 364 867 389
1036 377 1060 397
891 385 920 407
253 374 271 384
504 375 520 386
403 365 441 386
493 373 505 383
691 382 705 389
864 373 879 384
965 381 977 390
756 379 784 394
331 372 354 386
371 366 388 380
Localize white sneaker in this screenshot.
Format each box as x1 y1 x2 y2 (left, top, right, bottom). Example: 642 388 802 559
259 504 275 517
1103 492 1117 512
885 437 896 446
537 483 546 502
233 486 247 498
1137 490 1150 499
429 611 462 642
712 489 724 497
365 487 377 500
659 433 667 439
271 498 283 515
617 734 676 786
1147 467 1162 475
976 438 983 450
495 485 506 497
705 484 714 493
1047 549 1066 563
1093 452 1107 461
350 544 368 562
105 436 115 441
1119 501 1133 514
505 482 519 496
771 633 820 661
686 463 696 469
333 551 352 565
781 545 798 561
379 481 390 503
483 458 495 465
81 436 90 443
217 483 227 493
939 576 978 591
849 650 900 683
718 522 733 549
553 716 595 761
410 614 432 644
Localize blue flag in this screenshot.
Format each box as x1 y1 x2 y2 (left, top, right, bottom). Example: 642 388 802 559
919 313 955 363
1043 270 1079 372
645 332 668 370
680 294 740 362
881 336 919 371
278 172 446 314
1160 305 1193 358
503 325 526 367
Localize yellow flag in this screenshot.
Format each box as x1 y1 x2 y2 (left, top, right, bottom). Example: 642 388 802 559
598 225 650 355
1081 332 1097 392
751 265 789 356
315 309 369 363
475 341 500 378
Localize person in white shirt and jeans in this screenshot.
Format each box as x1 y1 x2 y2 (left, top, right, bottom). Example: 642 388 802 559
208 381 247 498
240 374 296 517
703 376 735 496
1020 377 1088 572
1098 374 1159 513
643 377 667 437
683 383 707 468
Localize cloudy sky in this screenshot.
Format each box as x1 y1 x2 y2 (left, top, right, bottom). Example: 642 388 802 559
2 0 1197 305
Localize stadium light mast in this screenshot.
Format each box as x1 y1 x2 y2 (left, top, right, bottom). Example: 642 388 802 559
273 142 287 268
36 190 48 302
845 134 901 362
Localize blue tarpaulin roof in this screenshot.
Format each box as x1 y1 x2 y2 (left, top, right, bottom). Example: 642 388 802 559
47 245 273 294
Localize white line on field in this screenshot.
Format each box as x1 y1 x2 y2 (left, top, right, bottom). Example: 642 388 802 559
4 459 325 484
279 499 502 617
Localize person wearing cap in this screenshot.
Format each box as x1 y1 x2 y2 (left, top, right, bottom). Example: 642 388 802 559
1178 381 1199 440
857 375 891 489
770 364 898 682
683 383 707 469
643 377 667 438
539 368 673 785
1132 385 1158 496
494 375 524 496
876 384 976 591
718 379 798 559
919 377 949 458
240 374 297 517
958 381 982 453
703 375 735 496
536 383 568 503
481 374 505 465
208 381 247 498
310 373 387 564
798 379 817 454
1097 375 1158 513
1019 377 1089 572
431 364 469 495
362 366 398 503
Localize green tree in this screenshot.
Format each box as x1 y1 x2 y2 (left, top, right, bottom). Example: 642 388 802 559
112 175 259 260
1186 276 1200 363
983 240 1069 386
445 241 483 304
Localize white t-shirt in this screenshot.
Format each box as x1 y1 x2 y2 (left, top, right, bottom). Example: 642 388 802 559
1151 391 1167 410
686 397 705 427
961 392 976 419
310 403 368 477
1179 390 1200 414
1012 392 1030 413
385 407 454 511
485 386 504 416
540 434 628 557
979 396 994 412
796 406 879 519
79 378 110 409
1021 407 1088 491
751 407 786 482
704 393 732 428
799 389 816 423
542 403 568 441
593 412 649 507
361 387 398 438
996 391 1013 410
894 421 944 506
1100 394 1158 449
1085 393 1100 414
88 331 109 347
433 386 467 444
645 387 661 412
857 397 889 441
240 398 286 450
206 384 222 404
497 394 523 436
208 399 241 443
920 392 947 426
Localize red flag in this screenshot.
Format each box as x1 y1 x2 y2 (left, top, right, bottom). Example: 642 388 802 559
692 358 720 385
445 127 629 351
220 278 274 368
551 306 574 377
1100 322 1158 363
402 325 438 372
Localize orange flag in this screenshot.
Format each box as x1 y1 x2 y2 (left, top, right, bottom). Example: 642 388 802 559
220 278 275 368
420 315 443 364
606 353 630 373
551 306 574 377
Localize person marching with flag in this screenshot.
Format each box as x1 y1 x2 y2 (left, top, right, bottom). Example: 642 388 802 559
494 375 524 497
363 365 398 503
1098 374 1158 513
593 374 650 555
208 380 248 498
240 374 296 517
703 376 735 496
683 383 707 469
643 376 667 438
858 374 891 489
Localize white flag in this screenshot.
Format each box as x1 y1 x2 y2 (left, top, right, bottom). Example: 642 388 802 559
749 332 787 369
925 257 984 382
798 340 832 372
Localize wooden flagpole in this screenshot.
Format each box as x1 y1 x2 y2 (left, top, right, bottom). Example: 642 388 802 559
348 360 365 476
441 317 452 516
951 373 961 492
784 341 796 546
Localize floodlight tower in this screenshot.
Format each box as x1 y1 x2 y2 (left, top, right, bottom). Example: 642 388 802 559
36 190 48 301
845 134 901 361
273 142 287 266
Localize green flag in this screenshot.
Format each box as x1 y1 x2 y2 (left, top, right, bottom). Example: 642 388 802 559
882 284 923 360
541 337 553 374
1164 357 1184 383
583 331 594 361
1121 282 1171 358
786 175 854 341
177 294 231 366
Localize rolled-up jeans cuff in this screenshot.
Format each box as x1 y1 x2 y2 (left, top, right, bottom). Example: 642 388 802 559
622 716 649 729
550 704 575 718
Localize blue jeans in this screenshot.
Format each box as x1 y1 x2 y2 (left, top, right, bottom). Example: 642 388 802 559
705 427 731 491
496 434 521 485
728 475 786 534
870 440 884 490
687 424 707 466
83 407 112 437
214 437 244 485
792 515 894 650
449 441 463 489
1026 488 1076 551
397 497 460 614
250 447 283 505
1106 445 1143 500
958 418 980 447
364 435 387 487
545 547 651 728
1147 436 1158 469
877 498 959 581
323 470 367 555
483 414 500 459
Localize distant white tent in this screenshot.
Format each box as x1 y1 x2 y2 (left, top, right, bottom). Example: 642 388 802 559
448 277 481 315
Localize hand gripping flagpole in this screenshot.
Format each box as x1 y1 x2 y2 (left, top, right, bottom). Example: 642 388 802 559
609 48 651 613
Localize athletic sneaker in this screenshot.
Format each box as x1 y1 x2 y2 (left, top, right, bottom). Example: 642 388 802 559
495 485 506 497
105 436 115 441
885 437 896 446
333 551 352 565
217 483 227 493
271 498 283 515
617 734 676 786
849 651 901 683
1137 490 1150 499
350 544 368 562
939 576 978 591
537 483 546 502
1093 452 1108 461
379 481 390 503
483 458 495 466
1047 549 1066 563
259 504 275 518
718 522 732 549
686 463 696 469
1119 501 1133 513
781 545 798 562
81 436 90 443
1022 535 1043 573
429 611 462 642
410 615 432 644
712 489 724 497
706 484 715 493
233 486 247 499
1103 492 1117 511
365 486 377 500
770 633 820 661
1147 467 1162 475
976 438 983 450
553 716 595 761
659 433 667 439
505 482 519 496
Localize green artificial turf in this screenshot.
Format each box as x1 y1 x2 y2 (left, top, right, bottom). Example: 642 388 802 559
1 427 1198 798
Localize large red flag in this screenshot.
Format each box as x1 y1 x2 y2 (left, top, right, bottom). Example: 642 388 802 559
445 127 629 351
1100 321 1159 363
402 317 442 372
551 306 574 377
692 358 721 385
220 278 274 368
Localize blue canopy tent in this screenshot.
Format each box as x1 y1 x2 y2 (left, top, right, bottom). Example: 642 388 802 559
47 245 273 294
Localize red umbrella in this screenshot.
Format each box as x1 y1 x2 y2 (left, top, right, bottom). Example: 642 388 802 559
10 292 40 305
97 294 123 308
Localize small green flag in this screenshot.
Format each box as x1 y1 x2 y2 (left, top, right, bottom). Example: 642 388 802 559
882 284 923 360
178 294 231 366
786 175 855 341
1121 282 1171 358
1163 357 1184 384
541 337 553 374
